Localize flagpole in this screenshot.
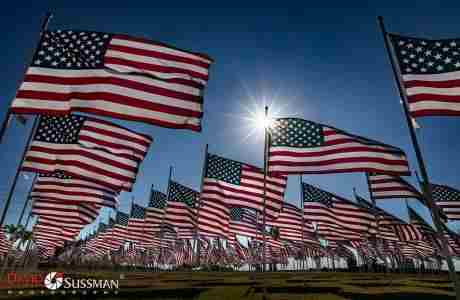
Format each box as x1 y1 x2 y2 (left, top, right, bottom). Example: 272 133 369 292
158 166 173 270
262 106 269 272
378 16 460 298
0 12 53 144
16 174 37 226
24 213 32 230
195 144 208 268
299 175 306 271
0 116 40 227
363 174 389 273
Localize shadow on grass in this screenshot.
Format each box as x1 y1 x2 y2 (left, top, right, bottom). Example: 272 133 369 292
253 286 343 294
342 292 455 300
349 283 406 287
195 282 262 287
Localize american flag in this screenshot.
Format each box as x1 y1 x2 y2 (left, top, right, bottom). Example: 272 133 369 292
83 224 112 255
31 171 119 209
165 181 198 239
112 211 131 242
10 30 213 131
229 207 261 239
367 173 423 201
355 195 416 242
145 189 168 232
127 203 150 246
268 118 410 176
431 183 460 220
389 34 460 118
22 115 152 191
202 152 287 218
0 228 11 256
267 202 318 245
302 182 377 241
442 224 460 256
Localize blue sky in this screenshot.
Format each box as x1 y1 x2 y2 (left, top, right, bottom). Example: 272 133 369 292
0 1 459 235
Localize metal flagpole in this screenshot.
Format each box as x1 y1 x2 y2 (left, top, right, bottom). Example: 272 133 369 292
262 106 269 272
363 174 389 272
16 174 37 226
24 213 32 230
0 12 53 144
299 175 306 271
195 144 208 268
158 166 173 270
0 116 39 227
378 16 460 299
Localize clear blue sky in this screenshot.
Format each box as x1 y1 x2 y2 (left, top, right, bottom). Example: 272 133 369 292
0 1 459 235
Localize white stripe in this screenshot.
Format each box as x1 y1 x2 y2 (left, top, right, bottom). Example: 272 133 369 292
269 162 408 173
371 182 409 189
110 38 212 65
402 70 460 82
410 101 460 112
406 86 460 96
373 191 417 197
269 150 407 163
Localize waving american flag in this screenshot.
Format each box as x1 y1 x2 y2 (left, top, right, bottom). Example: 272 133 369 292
11 30 213 131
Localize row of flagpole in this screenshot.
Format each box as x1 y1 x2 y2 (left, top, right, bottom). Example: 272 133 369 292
0 12 54 226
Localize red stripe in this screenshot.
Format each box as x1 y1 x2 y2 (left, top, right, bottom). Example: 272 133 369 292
11 107 201 132
404 79 460 89
372 187 414 192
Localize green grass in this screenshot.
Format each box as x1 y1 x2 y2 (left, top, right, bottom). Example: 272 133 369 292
0 271 456 299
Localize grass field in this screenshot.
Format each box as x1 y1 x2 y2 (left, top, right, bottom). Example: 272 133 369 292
1 271 456 299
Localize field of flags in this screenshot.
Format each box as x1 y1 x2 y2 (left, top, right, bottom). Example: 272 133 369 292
1 13 460 297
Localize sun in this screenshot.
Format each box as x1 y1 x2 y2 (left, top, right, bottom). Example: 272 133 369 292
252 108 274 132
